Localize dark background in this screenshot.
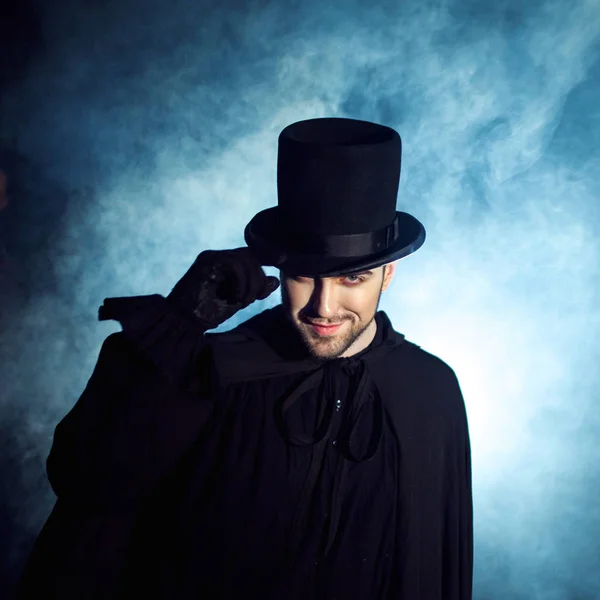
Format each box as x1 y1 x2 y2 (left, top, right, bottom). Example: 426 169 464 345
1 0 599 597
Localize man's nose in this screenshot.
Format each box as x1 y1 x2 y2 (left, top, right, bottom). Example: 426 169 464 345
310 279 339 317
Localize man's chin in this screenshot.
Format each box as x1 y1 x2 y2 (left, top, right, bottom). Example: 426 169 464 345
299 328 351 359
305 344 345 360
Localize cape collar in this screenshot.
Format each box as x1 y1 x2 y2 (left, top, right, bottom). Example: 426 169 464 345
206 304 405 384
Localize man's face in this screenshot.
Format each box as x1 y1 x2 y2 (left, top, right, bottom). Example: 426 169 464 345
280 263 396 359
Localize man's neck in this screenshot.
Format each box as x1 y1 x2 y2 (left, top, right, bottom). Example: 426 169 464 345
339 317 378 358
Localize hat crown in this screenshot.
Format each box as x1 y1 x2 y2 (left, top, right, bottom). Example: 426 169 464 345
244 117 425 277
277 117 401 236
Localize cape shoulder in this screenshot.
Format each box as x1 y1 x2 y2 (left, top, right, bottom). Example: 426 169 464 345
206 309 466 425
370 340 467 427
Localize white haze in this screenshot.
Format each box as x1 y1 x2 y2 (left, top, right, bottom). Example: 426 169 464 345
1 0 599 597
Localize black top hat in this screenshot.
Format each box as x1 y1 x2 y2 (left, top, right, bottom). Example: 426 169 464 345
244 117 426 277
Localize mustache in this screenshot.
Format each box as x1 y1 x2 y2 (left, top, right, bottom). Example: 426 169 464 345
301 317 348 326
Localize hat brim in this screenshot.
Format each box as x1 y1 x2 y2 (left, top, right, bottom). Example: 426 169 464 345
245 208 426 278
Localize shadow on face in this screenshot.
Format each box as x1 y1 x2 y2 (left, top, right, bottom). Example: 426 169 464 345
279 262 396 358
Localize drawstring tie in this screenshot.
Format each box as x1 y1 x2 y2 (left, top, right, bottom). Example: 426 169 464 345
278 358 384 561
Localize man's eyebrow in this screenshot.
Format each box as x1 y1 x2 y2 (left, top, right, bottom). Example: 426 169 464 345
343 270 374 277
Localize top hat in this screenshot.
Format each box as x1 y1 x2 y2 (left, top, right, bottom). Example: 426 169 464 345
244 117 426 277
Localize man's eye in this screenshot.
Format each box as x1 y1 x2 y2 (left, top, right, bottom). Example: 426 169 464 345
344 275 364 284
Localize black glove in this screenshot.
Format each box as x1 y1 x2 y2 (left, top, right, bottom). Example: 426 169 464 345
166 247 280 331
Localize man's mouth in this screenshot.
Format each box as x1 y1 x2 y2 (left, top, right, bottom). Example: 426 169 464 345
306 321 343 336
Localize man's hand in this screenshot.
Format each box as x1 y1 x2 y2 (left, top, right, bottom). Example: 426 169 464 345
166 247 280 331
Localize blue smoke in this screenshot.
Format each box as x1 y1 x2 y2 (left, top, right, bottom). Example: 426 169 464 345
1 0 599 597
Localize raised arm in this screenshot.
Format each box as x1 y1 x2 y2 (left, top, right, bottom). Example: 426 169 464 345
49 247 280 509
16 248 278 599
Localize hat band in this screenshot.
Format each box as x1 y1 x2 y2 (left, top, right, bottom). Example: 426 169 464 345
285 216 400 258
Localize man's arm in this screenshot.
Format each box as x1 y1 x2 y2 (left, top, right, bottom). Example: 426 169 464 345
17 325 213 600
47 247 280 509
46 329 215 510
17 248 279 598
443 373 474 600
384 348 474 600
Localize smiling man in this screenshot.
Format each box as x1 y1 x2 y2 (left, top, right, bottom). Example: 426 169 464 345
282 265 395 359
18 118 473 600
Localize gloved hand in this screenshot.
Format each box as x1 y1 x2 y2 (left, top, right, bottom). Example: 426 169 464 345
166 247 280 331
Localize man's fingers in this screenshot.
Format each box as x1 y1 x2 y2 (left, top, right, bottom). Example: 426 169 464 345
232 247 269 304
257 276 280 300
241 249 263 302
209 247 280 306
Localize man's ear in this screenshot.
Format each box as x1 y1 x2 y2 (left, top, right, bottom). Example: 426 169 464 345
381 261 397 292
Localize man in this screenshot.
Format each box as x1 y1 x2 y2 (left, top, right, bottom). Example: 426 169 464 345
17 117 473 599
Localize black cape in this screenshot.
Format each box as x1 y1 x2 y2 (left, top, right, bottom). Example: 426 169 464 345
17 295 473 599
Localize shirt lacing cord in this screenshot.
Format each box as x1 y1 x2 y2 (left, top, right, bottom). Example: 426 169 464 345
278 357 384 563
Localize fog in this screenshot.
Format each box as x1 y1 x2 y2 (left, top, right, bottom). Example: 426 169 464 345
1 0 599 597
